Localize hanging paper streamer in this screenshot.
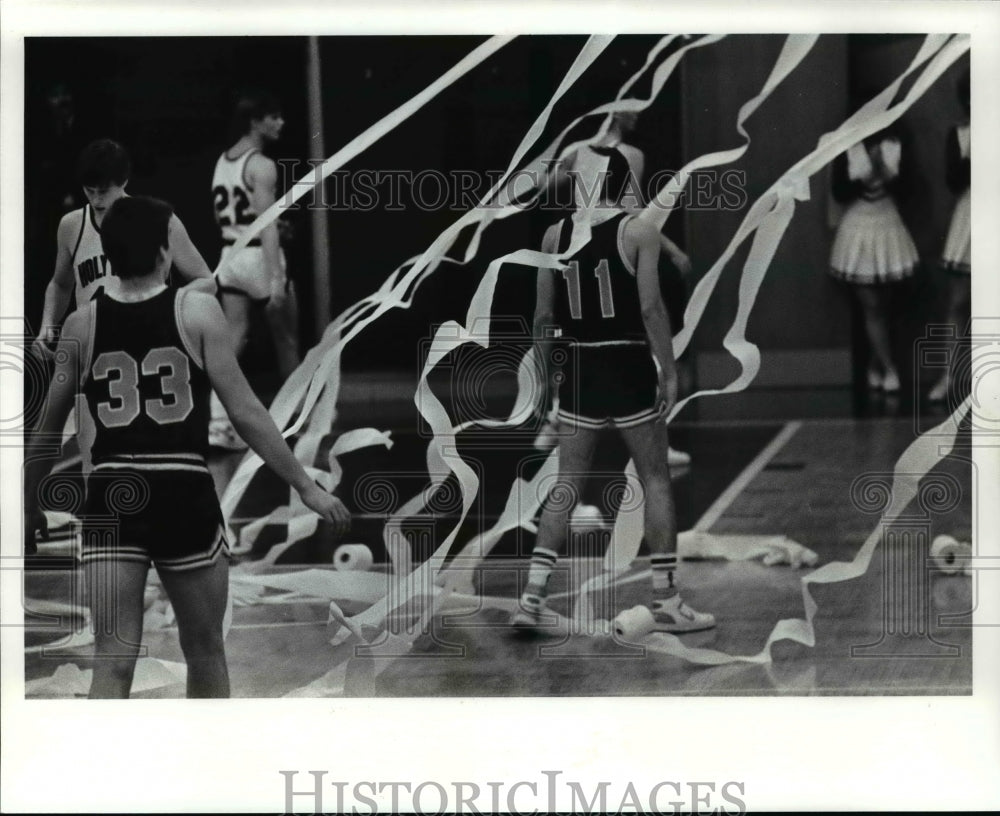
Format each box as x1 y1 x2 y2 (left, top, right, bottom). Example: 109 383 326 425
356 36 732 642
215 33 971 683
219 35 614 548
598 33 966 593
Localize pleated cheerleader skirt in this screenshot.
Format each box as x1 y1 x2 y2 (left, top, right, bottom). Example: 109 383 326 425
829 197 919 284
941 188 970 274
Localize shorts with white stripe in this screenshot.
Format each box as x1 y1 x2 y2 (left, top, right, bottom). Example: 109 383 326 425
81 455 229 572
555 342 659 430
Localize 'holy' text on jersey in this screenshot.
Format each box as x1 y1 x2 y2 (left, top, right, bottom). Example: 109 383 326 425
77 254 115 289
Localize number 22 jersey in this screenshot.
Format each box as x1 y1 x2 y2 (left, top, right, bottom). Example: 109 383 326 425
81 287 210 464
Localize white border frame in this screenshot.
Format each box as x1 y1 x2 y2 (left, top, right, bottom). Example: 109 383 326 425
2 2 999 811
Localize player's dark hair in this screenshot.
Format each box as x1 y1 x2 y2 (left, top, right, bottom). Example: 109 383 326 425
231 89 282 137
100 196 173 280
76 139 130 188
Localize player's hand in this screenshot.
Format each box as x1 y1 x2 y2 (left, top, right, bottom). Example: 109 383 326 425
267 277 289 310
300 484 351 537
656 375 678 419
31 327 58 362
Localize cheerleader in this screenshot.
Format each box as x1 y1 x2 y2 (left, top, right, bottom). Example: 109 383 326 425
829 127 919 394
929 68 971 402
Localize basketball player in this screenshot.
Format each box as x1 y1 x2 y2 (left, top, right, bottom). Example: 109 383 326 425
512 151 714 634
24 196 349 698
31 139 216 485
535 110 693 466
33 139 215 358
209 90 300 449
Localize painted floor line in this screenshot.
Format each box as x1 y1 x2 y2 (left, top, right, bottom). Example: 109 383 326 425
692 420 803 533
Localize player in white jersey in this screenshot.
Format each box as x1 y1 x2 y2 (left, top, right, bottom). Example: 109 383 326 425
34 139 215 355
32 139 216 479
208 90 300 449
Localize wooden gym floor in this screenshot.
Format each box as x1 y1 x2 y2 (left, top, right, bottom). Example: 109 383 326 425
23 387 975 698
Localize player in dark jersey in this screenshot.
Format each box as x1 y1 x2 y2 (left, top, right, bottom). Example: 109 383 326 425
512 150 714 635
24 196 349 698
534 114 694 466
31 140 218 489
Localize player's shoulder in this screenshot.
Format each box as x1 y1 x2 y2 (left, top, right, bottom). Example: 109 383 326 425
622 213 658 244
246 149 277 176
179 289 223 325
56 207 85 241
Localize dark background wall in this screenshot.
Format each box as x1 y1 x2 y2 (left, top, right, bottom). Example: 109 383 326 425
23 35 966 394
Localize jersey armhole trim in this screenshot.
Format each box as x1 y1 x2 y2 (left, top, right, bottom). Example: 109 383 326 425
175 289 206 371
618 215 638 277
241 148 261 193
79 301 97 386
70 208 87 265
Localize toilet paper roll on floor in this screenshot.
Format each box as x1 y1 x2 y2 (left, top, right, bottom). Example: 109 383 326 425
613 605 655 641
334 544 375 572
930 535 972 576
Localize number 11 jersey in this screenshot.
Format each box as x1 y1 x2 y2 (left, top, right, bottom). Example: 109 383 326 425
81 287 211 464
553 212 646 346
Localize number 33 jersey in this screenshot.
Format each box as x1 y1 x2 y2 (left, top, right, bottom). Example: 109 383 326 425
81 288 211 463
553 213 646 345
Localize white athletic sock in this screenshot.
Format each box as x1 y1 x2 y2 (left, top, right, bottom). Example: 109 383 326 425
525 547 559 596
651 554 678 600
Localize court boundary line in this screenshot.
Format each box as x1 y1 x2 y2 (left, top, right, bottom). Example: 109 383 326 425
692 420 802 533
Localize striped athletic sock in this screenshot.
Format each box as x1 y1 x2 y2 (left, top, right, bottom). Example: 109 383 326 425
525 546 559 598
651 554 679 601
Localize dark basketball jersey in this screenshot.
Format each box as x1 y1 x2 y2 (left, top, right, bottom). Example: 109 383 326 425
553 212 646 345
82 288 210 463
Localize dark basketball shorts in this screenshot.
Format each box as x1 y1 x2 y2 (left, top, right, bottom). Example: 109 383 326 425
81 454 229 572
556 342 660 429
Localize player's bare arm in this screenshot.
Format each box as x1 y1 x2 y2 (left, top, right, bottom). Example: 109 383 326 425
532 222 561 416
24 305 88 534
184 291 348 533
168 214 216 293
630 217 678 415
245 153 285 306
34 210 82 357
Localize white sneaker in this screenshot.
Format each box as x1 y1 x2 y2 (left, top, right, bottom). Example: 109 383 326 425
208 418 248 450
928 377 948 402
667 447 691 466
866 368 883 390
510 586 549 632
651 595 716 633
881 369 901 394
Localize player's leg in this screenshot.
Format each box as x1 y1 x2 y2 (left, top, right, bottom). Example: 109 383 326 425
157 556 230 698
618 417 715 632
85 556 150 698
264 279 301 380
929 272 971 401
512 423 600 629
854 283 899 392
